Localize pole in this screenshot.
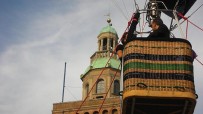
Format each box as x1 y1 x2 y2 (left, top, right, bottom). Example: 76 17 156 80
62 62 67 102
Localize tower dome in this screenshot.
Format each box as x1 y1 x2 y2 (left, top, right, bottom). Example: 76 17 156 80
99 18 117 35
81 23 120 76
99 25 117 35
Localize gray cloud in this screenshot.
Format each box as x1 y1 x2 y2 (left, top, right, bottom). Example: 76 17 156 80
0 0 203 114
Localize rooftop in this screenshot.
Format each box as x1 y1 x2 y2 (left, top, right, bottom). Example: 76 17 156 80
99 25 117 35
81 57 120 79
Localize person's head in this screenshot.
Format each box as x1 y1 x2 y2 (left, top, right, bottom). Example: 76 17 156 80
150 18 163 31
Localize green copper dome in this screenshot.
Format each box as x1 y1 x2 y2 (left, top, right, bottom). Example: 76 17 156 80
100 25 117 34
80 57 121 79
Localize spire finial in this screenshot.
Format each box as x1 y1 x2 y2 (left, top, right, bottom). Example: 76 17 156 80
105 13 112 26
107 18 111 23
107 18 112 26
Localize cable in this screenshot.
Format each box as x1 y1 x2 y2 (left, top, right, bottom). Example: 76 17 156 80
186 20 189 39
188 3 203 19
98 63 121 113
111 0 129 20
144 0 148 10
66 85 81 88
121 0 130 19
182 3 203 24
140 14 147 37
66 88 78 101
133 0 139 11
75 13 135 113
75 60 111 113
178 13 203 32
133 0 136 9
138 20 142 37
195 58 203 66
141 22 148 34
171 3 203 31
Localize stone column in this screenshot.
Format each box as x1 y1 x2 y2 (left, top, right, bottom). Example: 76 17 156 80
113 39 116 51
98 39 100 51
100 39 103 51
107 38 110 51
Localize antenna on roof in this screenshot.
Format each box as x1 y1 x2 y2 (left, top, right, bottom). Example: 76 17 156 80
62 62 67 102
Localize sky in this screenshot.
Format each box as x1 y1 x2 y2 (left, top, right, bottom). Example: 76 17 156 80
0 0 203 114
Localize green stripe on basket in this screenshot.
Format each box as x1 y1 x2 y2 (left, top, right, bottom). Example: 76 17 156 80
123 62 193 72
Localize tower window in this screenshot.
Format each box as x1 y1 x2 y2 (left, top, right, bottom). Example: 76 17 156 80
113 80 120 95
93 111 99 114
103 38 107 50
112 109 118 114
102 110 108 114
96 79 105 93
86 84 89 97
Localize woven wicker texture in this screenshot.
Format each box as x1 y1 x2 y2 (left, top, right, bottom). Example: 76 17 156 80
123 39 196 99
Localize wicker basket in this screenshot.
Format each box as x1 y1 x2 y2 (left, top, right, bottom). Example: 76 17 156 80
122 38 196 114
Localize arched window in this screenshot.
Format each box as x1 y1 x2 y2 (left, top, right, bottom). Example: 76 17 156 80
96 79 105 93
93 111 99 114
114 80 120 95
102 110 108 114
84 112 89 114
112 109 118 114
86 84 89 97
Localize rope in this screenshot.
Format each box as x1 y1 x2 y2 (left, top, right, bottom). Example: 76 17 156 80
111 0 129 20
98 63 121 113
141 15 147 37
188 3 203 19
171 3 203 31
186 20 189 39
75 63 108 113
136 83 188 92
133 0 139 11
195 58 203 66
177 13 203 68
144 0 148 10
121 0 130 19
174 86 186 92
139 20 142 37
75 13 135 113
177 13 203 32
66 88 78 100
137 83 148 88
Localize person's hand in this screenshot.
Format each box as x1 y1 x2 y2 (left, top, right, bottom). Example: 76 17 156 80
121 32 128 44
134 12 140 19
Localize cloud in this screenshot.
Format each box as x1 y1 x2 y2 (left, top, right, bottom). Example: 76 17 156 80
0 1 109 113
0 0 203 114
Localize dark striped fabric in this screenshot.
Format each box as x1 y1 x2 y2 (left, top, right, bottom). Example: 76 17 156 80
124 53 193 62
123 72 194 82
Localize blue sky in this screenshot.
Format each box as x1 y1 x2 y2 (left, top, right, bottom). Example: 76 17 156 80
0 0 203 114
0 0 77 52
